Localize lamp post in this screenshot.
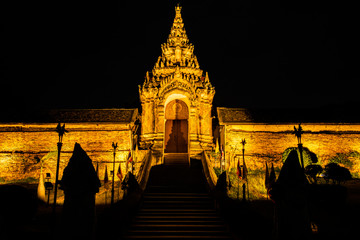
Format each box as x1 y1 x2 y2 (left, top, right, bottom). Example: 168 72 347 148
111 142 118 206
53 123 67 213
45 173 53 205
241 138 247 201
294 123 304 171
220 145 224 172
241 139 246 165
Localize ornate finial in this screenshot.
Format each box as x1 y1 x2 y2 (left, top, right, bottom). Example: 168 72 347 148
175 3 182 16
294 123 303 144
112 142 118 150
241 138 247 148
205 72 209 82
55 123 68 143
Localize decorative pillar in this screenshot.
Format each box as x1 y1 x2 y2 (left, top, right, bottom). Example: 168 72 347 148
154 104 164 150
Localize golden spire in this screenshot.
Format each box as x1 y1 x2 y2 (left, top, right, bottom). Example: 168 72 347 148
154 4 199 75
140 4 214 95
167 4 188 46
139 4 215 109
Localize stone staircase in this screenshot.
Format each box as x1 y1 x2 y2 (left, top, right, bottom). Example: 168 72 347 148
163 153 189 165
123 160 234 239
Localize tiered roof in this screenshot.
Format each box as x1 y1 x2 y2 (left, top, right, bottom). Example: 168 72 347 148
140 4 214 97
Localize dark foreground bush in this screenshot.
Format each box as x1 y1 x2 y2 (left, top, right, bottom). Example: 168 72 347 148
324 163 352 184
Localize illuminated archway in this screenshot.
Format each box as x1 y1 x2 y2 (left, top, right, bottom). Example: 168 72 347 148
164 99 189 153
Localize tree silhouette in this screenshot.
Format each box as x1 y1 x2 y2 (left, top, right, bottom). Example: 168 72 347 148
324 163 352 184
305 164 323 184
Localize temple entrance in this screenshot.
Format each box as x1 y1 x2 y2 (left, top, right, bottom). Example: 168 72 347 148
164 99 189 164
164 120 188 153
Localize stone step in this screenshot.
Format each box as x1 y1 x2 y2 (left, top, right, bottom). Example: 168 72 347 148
143 196 211 201
124 235 233 239
164 153 189 165
142 199 213 204
144 192 209 196
143 200 212 205
143 193 210 198
129 224 228 231
135 215 221 221
146 185 207 193
126 230 229 236
126 230 231 239
132 220 224 225
137 208 217 215
141 203 214 208
141 205 213 210
138 208 216 211
122 161 234 240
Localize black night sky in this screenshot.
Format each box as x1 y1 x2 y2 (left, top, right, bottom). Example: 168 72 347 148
2 1 360 121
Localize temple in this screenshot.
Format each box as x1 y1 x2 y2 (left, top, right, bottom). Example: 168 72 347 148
1 4 360 188
139 5 215 164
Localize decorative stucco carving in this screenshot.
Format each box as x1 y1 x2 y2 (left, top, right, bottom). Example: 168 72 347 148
139 5 215 154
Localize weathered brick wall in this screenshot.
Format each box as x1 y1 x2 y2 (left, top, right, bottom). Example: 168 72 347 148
2 122 360 185
224 123 360 177
0 123 134 182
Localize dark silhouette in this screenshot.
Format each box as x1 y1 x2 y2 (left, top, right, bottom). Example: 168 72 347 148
121 172 140 197
60 143 101 238
270 150 311 240
324 163 352 184
269 163 276 186
53 123 67 213
0 185 37 239
305 164 323 184
215 171 228 194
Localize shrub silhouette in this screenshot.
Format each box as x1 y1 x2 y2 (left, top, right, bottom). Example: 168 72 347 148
324 163 352 184
305 164 323 184
282 147 318 167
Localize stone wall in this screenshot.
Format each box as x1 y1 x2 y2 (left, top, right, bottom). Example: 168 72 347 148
2 121 360 186
223 123 360 177
0 123 135 183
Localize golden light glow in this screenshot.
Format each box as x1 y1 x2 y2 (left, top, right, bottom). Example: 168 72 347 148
0 123 133 183
139 5 215 155
222 123 360 182
1 5 360 206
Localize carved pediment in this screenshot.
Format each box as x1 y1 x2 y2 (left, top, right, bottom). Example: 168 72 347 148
159 79 195 98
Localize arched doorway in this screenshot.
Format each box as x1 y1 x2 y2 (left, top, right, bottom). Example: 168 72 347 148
164 99 189 164
165 99 188 153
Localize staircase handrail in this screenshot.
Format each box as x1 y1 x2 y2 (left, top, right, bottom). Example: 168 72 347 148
201 150 218 190
136 149 153 191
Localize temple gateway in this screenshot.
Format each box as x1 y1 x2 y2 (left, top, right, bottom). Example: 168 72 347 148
139 5 214 164
1 5 360 184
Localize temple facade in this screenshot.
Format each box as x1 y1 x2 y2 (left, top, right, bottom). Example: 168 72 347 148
1 5 360 185
139 5 215 163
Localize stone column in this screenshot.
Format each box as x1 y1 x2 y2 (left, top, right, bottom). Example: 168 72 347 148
154 104 164 151
141 100 154 141
189 104 203 157
197 100 213 151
